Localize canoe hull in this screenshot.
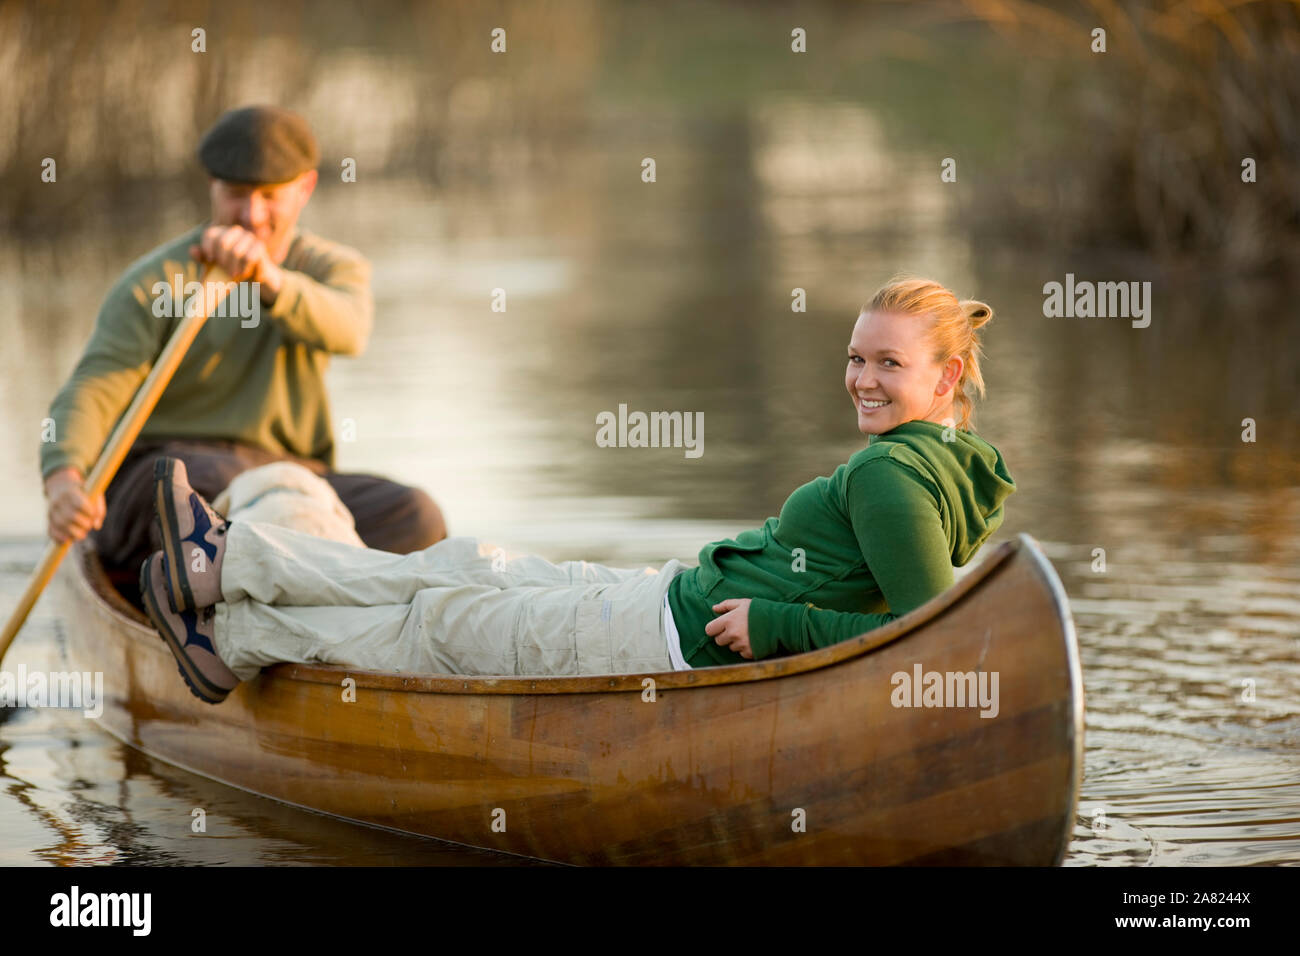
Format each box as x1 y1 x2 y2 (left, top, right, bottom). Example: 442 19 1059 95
58 533 1083 865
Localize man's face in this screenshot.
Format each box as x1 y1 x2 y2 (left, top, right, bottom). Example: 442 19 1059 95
208 169 317 262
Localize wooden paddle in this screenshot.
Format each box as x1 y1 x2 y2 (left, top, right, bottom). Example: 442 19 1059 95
0 263 234 666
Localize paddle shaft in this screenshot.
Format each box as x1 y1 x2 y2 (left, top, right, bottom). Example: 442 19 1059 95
0 264 234 664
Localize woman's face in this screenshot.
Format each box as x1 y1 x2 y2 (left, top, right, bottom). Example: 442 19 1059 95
845 309 962 435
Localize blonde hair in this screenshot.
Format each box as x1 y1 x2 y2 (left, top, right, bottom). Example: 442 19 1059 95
865 275 995 432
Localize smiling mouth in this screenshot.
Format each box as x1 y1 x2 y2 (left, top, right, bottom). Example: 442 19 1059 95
860 399 891 411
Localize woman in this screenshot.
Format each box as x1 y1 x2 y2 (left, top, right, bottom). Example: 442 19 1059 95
139 276 1016 704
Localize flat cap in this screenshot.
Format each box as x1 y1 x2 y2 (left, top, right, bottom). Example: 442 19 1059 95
198 105 319 184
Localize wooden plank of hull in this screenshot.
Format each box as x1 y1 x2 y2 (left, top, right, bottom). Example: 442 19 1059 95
56 533 1083 865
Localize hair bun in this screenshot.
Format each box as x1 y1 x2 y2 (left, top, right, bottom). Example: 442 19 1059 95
961 299 993 330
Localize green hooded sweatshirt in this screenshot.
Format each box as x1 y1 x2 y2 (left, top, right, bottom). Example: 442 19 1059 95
668 419 1017 665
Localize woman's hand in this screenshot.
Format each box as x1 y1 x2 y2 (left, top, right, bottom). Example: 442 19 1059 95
707 598 754 659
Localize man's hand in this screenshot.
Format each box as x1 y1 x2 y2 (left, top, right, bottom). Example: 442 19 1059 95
189 225 283 303
706 597 754 659
44 467 105 544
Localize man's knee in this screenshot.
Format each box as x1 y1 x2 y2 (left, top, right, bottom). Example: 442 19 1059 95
403 487 448 549
330 472 449 554
357 484 447 553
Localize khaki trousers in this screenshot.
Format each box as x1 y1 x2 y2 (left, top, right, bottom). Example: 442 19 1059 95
95 437 446 586
212 520 685 680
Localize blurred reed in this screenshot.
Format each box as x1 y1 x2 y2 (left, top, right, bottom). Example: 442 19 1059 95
0 0 602 233
949 0 1300 272
2 0 1296 273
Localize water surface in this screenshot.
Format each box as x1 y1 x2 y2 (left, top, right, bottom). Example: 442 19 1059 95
1 2 1297 866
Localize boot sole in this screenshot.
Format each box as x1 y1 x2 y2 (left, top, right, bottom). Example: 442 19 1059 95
139 556 229 705
154 457 196 614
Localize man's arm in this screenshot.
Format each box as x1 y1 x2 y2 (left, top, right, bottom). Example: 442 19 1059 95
261 245 373 356
40 279 165 482
745 459 955 659
191 225 374 357
40 279 162 541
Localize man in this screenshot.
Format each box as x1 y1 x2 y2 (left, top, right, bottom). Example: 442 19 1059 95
41 105 447 599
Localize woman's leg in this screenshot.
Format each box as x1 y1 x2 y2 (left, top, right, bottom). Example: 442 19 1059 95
213 585 527 680
212 558 686 680
220 519 650 608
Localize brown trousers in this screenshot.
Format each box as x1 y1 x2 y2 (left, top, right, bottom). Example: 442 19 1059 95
93 437 447 586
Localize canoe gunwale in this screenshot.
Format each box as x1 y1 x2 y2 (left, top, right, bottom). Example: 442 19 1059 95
1023 538 1086 865
76 534 1025 695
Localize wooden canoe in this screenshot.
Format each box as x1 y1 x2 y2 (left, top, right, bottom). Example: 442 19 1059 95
56 532 1083 865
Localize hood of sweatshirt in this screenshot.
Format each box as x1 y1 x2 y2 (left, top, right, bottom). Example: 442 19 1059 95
865 418 1017 566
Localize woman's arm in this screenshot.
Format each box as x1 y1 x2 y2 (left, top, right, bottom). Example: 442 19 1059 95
744 458 955 659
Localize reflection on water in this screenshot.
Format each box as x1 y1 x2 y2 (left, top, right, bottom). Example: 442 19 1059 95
1 1 1298 866
0 708 546 867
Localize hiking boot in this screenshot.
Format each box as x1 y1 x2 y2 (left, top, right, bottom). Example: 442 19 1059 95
153 457 228 612
139 551 238 704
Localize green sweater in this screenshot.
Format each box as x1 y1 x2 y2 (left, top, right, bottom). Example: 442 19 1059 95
668 419 1016 666
40 223 372 481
